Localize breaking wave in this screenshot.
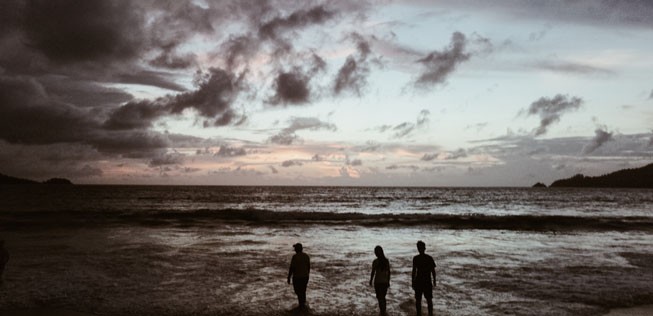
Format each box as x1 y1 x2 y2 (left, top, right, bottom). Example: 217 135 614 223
2 208 652 232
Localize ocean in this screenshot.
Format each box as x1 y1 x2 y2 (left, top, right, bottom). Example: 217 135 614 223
0 185 652 315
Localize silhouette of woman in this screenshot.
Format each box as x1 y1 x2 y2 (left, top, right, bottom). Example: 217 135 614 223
370 245 390 315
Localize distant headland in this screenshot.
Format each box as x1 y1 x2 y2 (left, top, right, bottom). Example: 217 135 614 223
0 173 73 185
542 163 653 188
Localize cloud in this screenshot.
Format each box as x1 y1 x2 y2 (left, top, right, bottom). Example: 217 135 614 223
333 33 376 96
269 69 311 105
422 0 653 29
533 60 614 76
414 32 470 89
444 148 467 160
106 67 246 129
268 117 337 145
346 158 363 166
258 5 336 42
649 89 653 100
103 100 168 131
376 109 430 138
149 50 197 69
523 94 583 136
149 153 184 167
214 145 247 157
281 160 303 167
386 164 420 171
421 153 438 161
581 127 614 155
21 0 146 64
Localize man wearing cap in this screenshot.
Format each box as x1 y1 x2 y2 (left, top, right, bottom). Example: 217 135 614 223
287 243 310 309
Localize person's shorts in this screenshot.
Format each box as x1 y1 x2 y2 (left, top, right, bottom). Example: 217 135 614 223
414 282 433 299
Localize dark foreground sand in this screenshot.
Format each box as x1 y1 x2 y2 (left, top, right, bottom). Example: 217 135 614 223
1 309 96 316
4 305 653 316
604 305 653 316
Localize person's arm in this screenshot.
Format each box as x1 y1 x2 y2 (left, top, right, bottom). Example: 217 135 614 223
431 259 436 287
411 257 417 289
370 260 376 286
388 262 391 287
431 267 436 287
287 257 294 284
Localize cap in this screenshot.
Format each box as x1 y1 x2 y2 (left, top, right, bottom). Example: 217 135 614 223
293 243 303 249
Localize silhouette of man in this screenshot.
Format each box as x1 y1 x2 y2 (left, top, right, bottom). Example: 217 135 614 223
287 243 310 309
370 245 391 316
412 240 436 316
0 240 8 283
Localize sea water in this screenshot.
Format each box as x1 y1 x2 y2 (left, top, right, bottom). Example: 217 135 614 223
0 185 652 315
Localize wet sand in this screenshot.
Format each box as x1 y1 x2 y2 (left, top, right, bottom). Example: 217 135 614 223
604 305 653 316
1 309 96 316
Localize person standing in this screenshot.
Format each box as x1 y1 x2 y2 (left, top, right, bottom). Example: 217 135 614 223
412 240 436 316
287 243 310 310
370 245 391 316
0 240 8 283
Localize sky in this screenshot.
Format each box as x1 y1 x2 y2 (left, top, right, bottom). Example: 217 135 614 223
0 0 652 186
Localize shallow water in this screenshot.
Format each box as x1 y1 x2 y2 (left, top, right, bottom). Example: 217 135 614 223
1 186 652 315
1 223 653 315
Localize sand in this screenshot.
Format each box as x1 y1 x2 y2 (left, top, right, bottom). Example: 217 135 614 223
604 305 653 316
0 309 97 316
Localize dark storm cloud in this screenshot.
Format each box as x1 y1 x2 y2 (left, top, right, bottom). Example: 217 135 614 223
39 76 133 108
581 127 614 155
149 50 196 70
258 5 336 41
268 117 337 145
22 0 145 64
522 94 583 136
0 73 177 160
333 33 376 96
167 68 245 124
106 68 247 130
269 69 311 105
0 75 98 144
104 100 168 131
414 32 470 89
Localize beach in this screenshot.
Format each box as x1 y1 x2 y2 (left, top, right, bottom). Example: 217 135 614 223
1 186 652 315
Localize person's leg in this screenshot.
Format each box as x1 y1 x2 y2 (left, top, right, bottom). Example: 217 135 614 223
375 284 388 314
424 287 433 316
414 288 423 316
294 277 308 308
